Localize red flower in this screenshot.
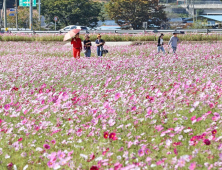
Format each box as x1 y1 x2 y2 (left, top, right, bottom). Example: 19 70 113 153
90 166 99 170
204 139 211 145
212 129 217 135
12 87 19 91
18 138 23 142
109 132 117 140
103 132 109 139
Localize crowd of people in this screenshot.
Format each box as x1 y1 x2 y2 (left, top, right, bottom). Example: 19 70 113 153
70 32 179 59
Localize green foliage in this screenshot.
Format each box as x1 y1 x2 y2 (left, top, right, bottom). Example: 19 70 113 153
98 2 111 21
105 0 168 30
6 7 40 30
41 0 102 28
1 33 222 42
189 19 210 29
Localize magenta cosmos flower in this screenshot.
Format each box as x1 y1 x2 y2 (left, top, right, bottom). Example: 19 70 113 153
43 144 50 150
4 104 10 110
109 132 117 140
90 166 99 170
212 129 217 135
103 131 109 139
204 139 211 145
18 138 23 142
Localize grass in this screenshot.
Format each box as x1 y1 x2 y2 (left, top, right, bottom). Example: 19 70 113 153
0 33 222 42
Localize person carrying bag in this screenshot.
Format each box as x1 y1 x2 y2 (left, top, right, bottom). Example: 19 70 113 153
95 34 105 57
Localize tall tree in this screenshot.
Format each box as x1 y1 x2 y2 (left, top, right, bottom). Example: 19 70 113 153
105 0 167 30
41 0 101 28
6 6 40 29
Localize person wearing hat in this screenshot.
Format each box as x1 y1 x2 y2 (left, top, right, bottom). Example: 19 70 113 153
157 33 165 54
95 34 105 57
168 32 179 54
83 35 92 58
71 33 82 59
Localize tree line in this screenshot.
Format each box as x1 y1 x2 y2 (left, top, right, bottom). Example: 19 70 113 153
6 0 167 30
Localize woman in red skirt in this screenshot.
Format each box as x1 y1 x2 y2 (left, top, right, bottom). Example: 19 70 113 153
71 33 82 59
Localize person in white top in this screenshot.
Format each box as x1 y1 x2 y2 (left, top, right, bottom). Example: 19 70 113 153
157 33 165 54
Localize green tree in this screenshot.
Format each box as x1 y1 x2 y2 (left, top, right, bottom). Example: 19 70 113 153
98 2 111 21
105 0 167 30
41 0 101 28
6 7 40 30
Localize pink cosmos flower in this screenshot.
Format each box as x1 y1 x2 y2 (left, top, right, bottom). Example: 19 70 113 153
48 152 57 162
147 109 152 116
138 149 144 157
68 151 73 157
131 106 136 111
146 157 152 162
219 153 222 161
189 162 196 170
190 116 196 121
178 158 186 167
51 140 56 144
196 117 202 122
47 161 54 168
57 150 66 159
4 104 10 110
43 144 50 150
114 93 121 101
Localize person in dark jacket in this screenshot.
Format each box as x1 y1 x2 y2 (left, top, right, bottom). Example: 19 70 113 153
95 34 105 57
83 35 92 58
157 33 165 54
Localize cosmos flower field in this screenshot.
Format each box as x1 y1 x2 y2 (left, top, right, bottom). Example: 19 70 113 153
1 41 222 170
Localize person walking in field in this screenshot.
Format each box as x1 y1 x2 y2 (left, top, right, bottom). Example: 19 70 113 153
95 34 105 57
71 33 82 59
168 32 179 54
83 35 92 58
157 33 165 54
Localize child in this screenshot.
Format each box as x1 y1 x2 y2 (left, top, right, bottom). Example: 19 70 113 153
157 33 165 54
168 32 179 54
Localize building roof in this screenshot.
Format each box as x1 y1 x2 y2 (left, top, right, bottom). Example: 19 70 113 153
200 15 222 22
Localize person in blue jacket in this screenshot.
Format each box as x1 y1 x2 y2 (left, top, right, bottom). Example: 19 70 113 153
168 32 179 54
